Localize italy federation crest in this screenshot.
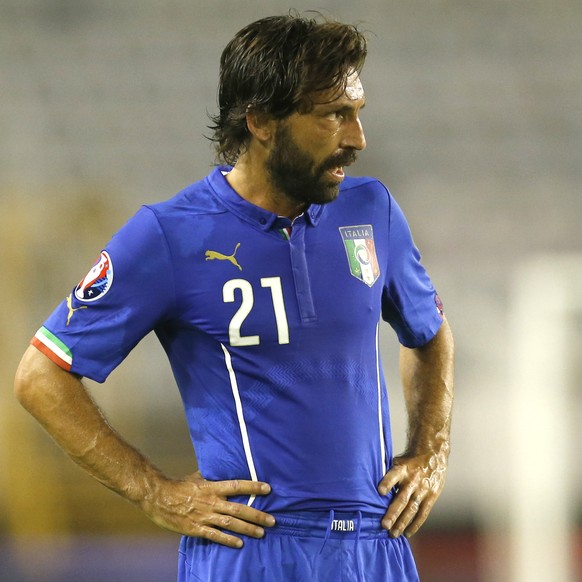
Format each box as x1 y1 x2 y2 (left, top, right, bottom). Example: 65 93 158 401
339 225 380 287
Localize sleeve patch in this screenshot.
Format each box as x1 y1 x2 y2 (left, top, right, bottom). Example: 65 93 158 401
75 251 114 302
435 293 444 318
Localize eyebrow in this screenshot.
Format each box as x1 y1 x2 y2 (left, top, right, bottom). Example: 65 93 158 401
317 96 366 112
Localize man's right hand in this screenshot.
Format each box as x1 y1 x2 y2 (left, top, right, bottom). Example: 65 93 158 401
141 471 276 548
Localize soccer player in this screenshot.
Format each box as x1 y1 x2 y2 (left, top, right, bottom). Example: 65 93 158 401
14 13 454 582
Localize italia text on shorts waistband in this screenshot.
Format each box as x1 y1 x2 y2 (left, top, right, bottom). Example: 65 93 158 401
267 510 389 539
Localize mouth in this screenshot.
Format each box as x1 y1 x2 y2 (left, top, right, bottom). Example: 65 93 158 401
323 151 357 183
327 166 346 181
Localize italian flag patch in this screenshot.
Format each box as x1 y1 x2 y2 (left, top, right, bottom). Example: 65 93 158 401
32 326 73 371
339 225 380 287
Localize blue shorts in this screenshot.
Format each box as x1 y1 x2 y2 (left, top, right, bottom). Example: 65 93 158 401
177 510 419 582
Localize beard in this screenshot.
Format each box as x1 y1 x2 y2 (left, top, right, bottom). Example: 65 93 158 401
265 123 357 206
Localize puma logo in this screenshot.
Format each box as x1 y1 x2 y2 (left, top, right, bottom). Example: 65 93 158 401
205 243 242 271
66 293 88 326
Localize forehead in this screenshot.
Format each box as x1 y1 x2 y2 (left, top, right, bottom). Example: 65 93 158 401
344 71 365 101
311 70 365 108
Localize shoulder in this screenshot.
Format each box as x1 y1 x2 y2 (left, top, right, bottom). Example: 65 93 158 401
341 175 385 191
337 175 394 212
146 175 227 220
340 175 393 200
335 175 414 235
105 174 226 254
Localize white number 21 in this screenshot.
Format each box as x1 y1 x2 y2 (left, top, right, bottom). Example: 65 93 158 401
222 277 290 346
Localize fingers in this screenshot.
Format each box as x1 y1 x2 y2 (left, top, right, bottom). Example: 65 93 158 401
382 485 432 538
378 455 446 538
402 495 436 537
159 504 271 550
143 476 276 548
211 495 276 529
199 478 276 526
194 523 252 549
190 478 276 546
381 482 420 536
194 506 270 549
201 477 272 498
377 463 406 496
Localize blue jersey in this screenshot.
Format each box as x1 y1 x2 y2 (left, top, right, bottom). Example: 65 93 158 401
33 167 443 516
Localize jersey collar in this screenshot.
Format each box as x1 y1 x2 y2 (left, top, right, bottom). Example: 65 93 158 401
208 166 323 231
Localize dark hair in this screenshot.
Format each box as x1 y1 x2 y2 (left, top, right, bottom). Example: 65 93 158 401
209 13 368 165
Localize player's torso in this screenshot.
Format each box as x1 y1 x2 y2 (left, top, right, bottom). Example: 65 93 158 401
153 174 393 513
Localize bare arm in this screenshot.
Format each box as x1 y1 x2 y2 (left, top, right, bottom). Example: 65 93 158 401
14 346 275 547
378 317 454 538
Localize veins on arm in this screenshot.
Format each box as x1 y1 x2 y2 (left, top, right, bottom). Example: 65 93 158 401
399 318 454 460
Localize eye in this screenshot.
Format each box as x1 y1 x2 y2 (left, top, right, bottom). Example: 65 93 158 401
324 110 344 121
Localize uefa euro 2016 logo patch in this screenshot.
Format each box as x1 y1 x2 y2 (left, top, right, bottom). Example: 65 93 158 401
75 251 114 301
339 225 380 287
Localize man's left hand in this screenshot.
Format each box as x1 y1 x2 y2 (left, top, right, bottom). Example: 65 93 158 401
378 450 448 538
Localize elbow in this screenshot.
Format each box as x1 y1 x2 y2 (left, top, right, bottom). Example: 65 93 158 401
14 347 42 411
14 346 62 413
15 346 83 418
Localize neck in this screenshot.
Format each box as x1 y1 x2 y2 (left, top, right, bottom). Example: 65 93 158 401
226 158 307 220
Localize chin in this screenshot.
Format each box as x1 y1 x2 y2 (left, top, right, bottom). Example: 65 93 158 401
285 180 340 206
315 184 341 205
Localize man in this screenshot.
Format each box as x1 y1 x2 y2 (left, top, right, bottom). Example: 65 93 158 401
14 13 454 582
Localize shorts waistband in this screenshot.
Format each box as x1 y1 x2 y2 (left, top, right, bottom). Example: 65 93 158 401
268 510 388 539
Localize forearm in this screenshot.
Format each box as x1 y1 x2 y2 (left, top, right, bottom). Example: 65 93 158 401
14 346 275 545
399 317 454 458
378 317 454 536
14 346 164 508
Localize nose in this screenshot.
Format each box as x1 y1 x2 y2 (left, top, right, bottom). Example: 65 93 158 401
341 116 367 151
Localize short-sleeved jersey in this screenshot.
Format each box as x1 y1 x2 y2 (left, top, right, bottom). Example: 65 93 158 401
33 167 443 515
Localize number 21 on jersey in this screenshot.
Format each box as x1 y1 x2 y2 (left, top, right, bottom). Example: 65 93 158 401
223 277 290 346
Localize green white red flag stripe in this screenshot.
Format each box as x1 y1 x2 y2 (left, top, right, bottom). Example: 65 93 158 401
31 326 73 371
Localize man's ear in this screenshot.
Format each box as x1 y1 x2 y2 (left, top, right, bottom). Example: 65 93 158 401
246 107 276 143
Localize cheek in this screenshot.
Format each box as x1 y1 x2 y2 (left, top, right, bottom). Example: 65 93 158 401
296 119 340 143
317 120 342 139
287 121 341 167
305 128 341 159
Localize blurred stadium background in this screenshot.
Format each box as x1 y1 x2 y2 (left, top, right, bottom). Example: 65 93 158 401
1 0 581 580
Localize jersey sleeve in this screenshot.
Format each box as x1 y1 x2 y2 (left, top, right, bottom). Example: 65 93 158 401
381 193 444 348
32 206 176 383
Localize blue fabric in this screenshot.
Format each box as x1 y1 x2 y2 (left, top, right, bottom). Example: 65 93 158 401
177 511 419 582
38 167 443 516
